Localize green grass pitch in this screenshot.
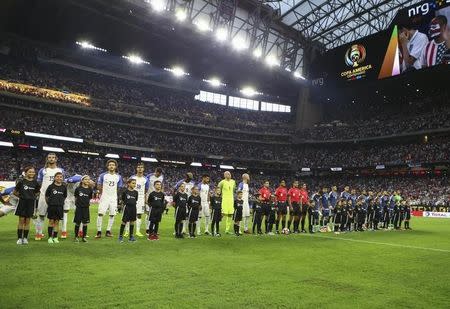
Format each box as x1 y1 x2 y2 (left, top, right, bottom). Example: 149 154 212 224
1 206 450 308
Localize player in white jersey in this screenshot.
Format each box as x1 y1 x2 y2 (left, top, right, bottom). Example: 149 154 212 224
95 159 123 238
174 172 195 234
197 174 211 235
125 163 149 237
61 174 82 238
146 167 164 235
238 173 251 233
35 153 65 240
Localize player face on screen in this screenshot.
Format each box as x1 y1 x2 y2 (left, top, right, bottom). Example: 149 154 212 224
263 181 269 188
154 181 162 191
24 167 35 179
136 163 144 175
293 181 299 188
280 180 286 187
54 173 63 184
106 160 117 173
46 153 57 165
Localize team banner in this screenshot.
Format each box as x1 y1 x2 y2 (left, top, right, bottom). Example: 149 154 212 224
423 211 450 218
311 0 450 86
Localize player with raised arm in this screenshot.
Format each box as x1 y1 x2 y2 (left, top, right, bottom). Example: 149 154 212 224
95 159 123 238
197 174 211 235
238 173 251 234
218 171 236 234
34 153 64 241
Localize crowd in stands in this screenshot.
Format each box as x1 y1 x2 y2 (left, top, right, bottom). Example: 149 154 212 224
0 151 447 207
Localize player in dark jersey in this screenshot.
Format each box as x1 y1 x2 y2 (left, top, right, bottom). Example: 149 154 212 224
73 175 94 242
333 199 344 234
399 200 406 230
310 189 321 233
266 195 277 235
119 179 138 243
233 191 244 236
321 187 331 232
148 180 165 241
252 194 264 235
14 166 40 245
45 172 67 244
404 200 412 230
187 186 201 238
173 183 188 238
210 187 222 237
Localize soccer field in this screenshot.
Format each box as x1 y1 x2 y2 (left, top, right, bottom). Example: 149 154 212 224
1 208 450 309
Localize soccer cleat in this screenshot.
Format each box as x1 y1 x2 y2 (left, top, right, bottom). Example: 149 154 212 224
35 234 42 241
48 238 54 244
154 235 160 241
145 230 150 236
16 239 23 245
244 230 251 234
118 236 124 243
204 231 211 235
22 238 29 245
267 232 275 235
135 231 144 237
215 233 221 237
105 231 113 237
95 231 102 239
129 236 137 242
53 238 60 244
61 231 67 239
82 238 88 243
74 237 80 243
123 232 129 237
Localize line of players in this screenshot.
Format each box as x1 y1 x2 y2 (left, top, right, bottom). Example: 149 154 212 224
0 153 413 244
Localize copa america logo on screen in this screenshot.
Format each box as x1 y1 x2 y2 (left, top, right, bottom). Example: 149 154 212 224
345 44 366 67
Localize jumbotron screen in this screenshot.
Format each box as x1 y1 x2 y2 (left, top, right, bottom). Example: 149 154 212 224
311 0 450 86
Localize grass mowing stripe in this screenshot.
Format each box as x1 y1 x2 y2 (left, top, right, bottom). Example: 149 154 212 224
305 233 450 253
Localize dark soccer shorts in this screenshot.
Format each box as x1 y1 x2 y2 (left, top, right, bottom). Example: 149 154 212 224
15 199 35 218
188 208 199 223
211 208 222 222
47 204 64 220
73 207 90 224
122 205 137 222
149 207 163 223
233 207 243 222
291 202 301 216
277 202 287 215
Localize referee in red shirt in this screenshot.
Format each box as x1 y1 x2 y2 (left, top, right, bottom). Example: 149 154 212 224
275 180 288 233
300 183 310 233
287 180 301 233
259 180 272 234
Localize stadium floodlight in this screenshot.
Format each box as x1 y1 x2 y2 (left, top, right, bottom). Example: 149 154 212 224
190 162 202 167
175 9 187 22
236 167 247 170
265 55 280 67
240 86 260 97
122 54 150 65
24 131 83 143
105 153 120 159
150 0 165 12
215 28 228 42
75 41 107 52
284 67 291 72
0 141 13 147
43 146 65 153
203 78 226 87
232 37 248 51
219 165 234 170
68 150 100 156
293 71 306 80
164 66 189 77
141 157 158 162
253 49 262 58
194 19 211 32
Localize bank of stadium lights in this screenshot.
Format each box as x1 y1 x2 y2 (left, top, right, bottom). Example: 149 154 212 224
215 28 228 42
293 71 306 80
122 54 150 65
203 78 226 87
252 49 262 59
164 66 189 77
194 19 212 32
265 55 280 67
240 87 262 97
43 146 65 153
141 157 158 162
105 153 120 159
147 0 166 12
190 162 202 167
0 141 13 147
232 37 248 51
175 9 187 22
76 41 107 52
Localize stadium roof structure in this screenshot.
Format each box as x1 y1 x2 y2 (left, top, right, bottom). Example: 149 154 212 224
266 0 423 50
